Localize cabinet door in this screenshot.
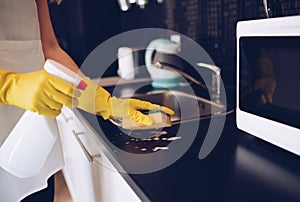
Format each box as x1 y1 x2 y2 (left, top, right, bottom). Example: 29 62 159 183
57 108 96 202
90 152 141 202
59 108 142 202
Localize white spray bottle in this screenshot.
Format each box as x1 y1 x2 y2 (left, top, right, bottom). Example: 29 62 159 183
0 59 86 178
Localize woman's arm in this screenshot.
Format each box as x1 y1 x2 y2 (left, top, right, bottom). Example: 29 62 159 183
36 0 84 76
35 0 175 124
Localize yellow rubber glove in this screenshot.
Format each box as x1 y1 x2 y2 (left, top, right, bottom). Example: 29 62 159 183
77 77 174 126
0 69 80 117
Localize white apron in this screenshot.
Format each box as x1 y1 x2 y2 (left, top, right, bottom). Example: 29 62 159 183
0 1 64 201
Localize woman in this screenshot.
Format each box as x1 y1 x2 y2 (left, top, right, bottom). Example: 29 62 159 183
0 0 174 201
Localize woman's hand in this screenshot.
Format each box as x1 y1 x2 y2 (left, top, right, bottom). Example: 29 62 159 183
77 77 174 126
0 69 80 117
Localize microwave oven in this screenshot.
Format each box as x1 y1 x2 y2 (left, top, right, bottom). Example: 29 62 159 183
236 16 300 155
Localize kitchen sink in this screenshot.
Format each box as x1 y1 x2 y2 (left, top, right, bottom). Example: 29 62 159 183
111 90 226 125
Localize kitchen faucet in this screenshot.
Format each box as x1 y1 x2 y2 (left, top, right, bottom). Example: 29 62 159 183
196 62 221 101
153 61 221 103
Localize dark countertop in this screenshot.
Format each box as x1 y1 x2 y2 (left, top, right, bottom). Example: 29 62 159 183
77 83 300 202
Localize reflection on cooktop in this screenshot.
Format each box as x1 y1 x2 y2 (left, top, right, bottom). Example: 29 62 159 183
104 124 181 154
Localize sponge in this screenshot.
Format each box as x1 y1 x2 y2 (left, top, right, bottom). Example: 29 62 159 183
122 110 172 130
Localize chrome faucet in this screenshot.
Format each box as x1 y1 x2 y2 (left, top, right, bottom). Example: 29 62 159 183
196 62 221 102
154 61 221 102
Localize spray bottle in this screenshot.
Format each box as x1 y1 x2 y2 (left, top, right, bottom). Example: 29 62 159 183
0 59 86 178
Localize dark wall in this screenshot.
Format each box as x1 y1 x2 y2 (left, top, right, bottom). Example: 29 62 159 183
120 0 300 87
49 0 121 68
49 0 300 83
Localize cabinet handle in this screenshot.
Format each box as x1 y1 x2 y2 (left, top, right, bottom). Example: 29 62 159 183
72 130 101 164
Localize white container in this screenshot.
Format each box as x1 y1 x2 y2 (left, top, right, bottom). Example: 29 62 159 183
0 59 86 178
117 47 135 80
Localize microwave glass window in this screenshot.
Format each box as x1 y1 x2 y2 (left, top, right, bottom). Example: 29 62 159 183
239 36 300 129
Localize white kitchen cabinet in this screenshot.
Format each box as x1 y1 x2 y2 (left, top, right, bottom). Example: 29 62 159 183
57 107 96 202
89 150 142 202
57 107 142 202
